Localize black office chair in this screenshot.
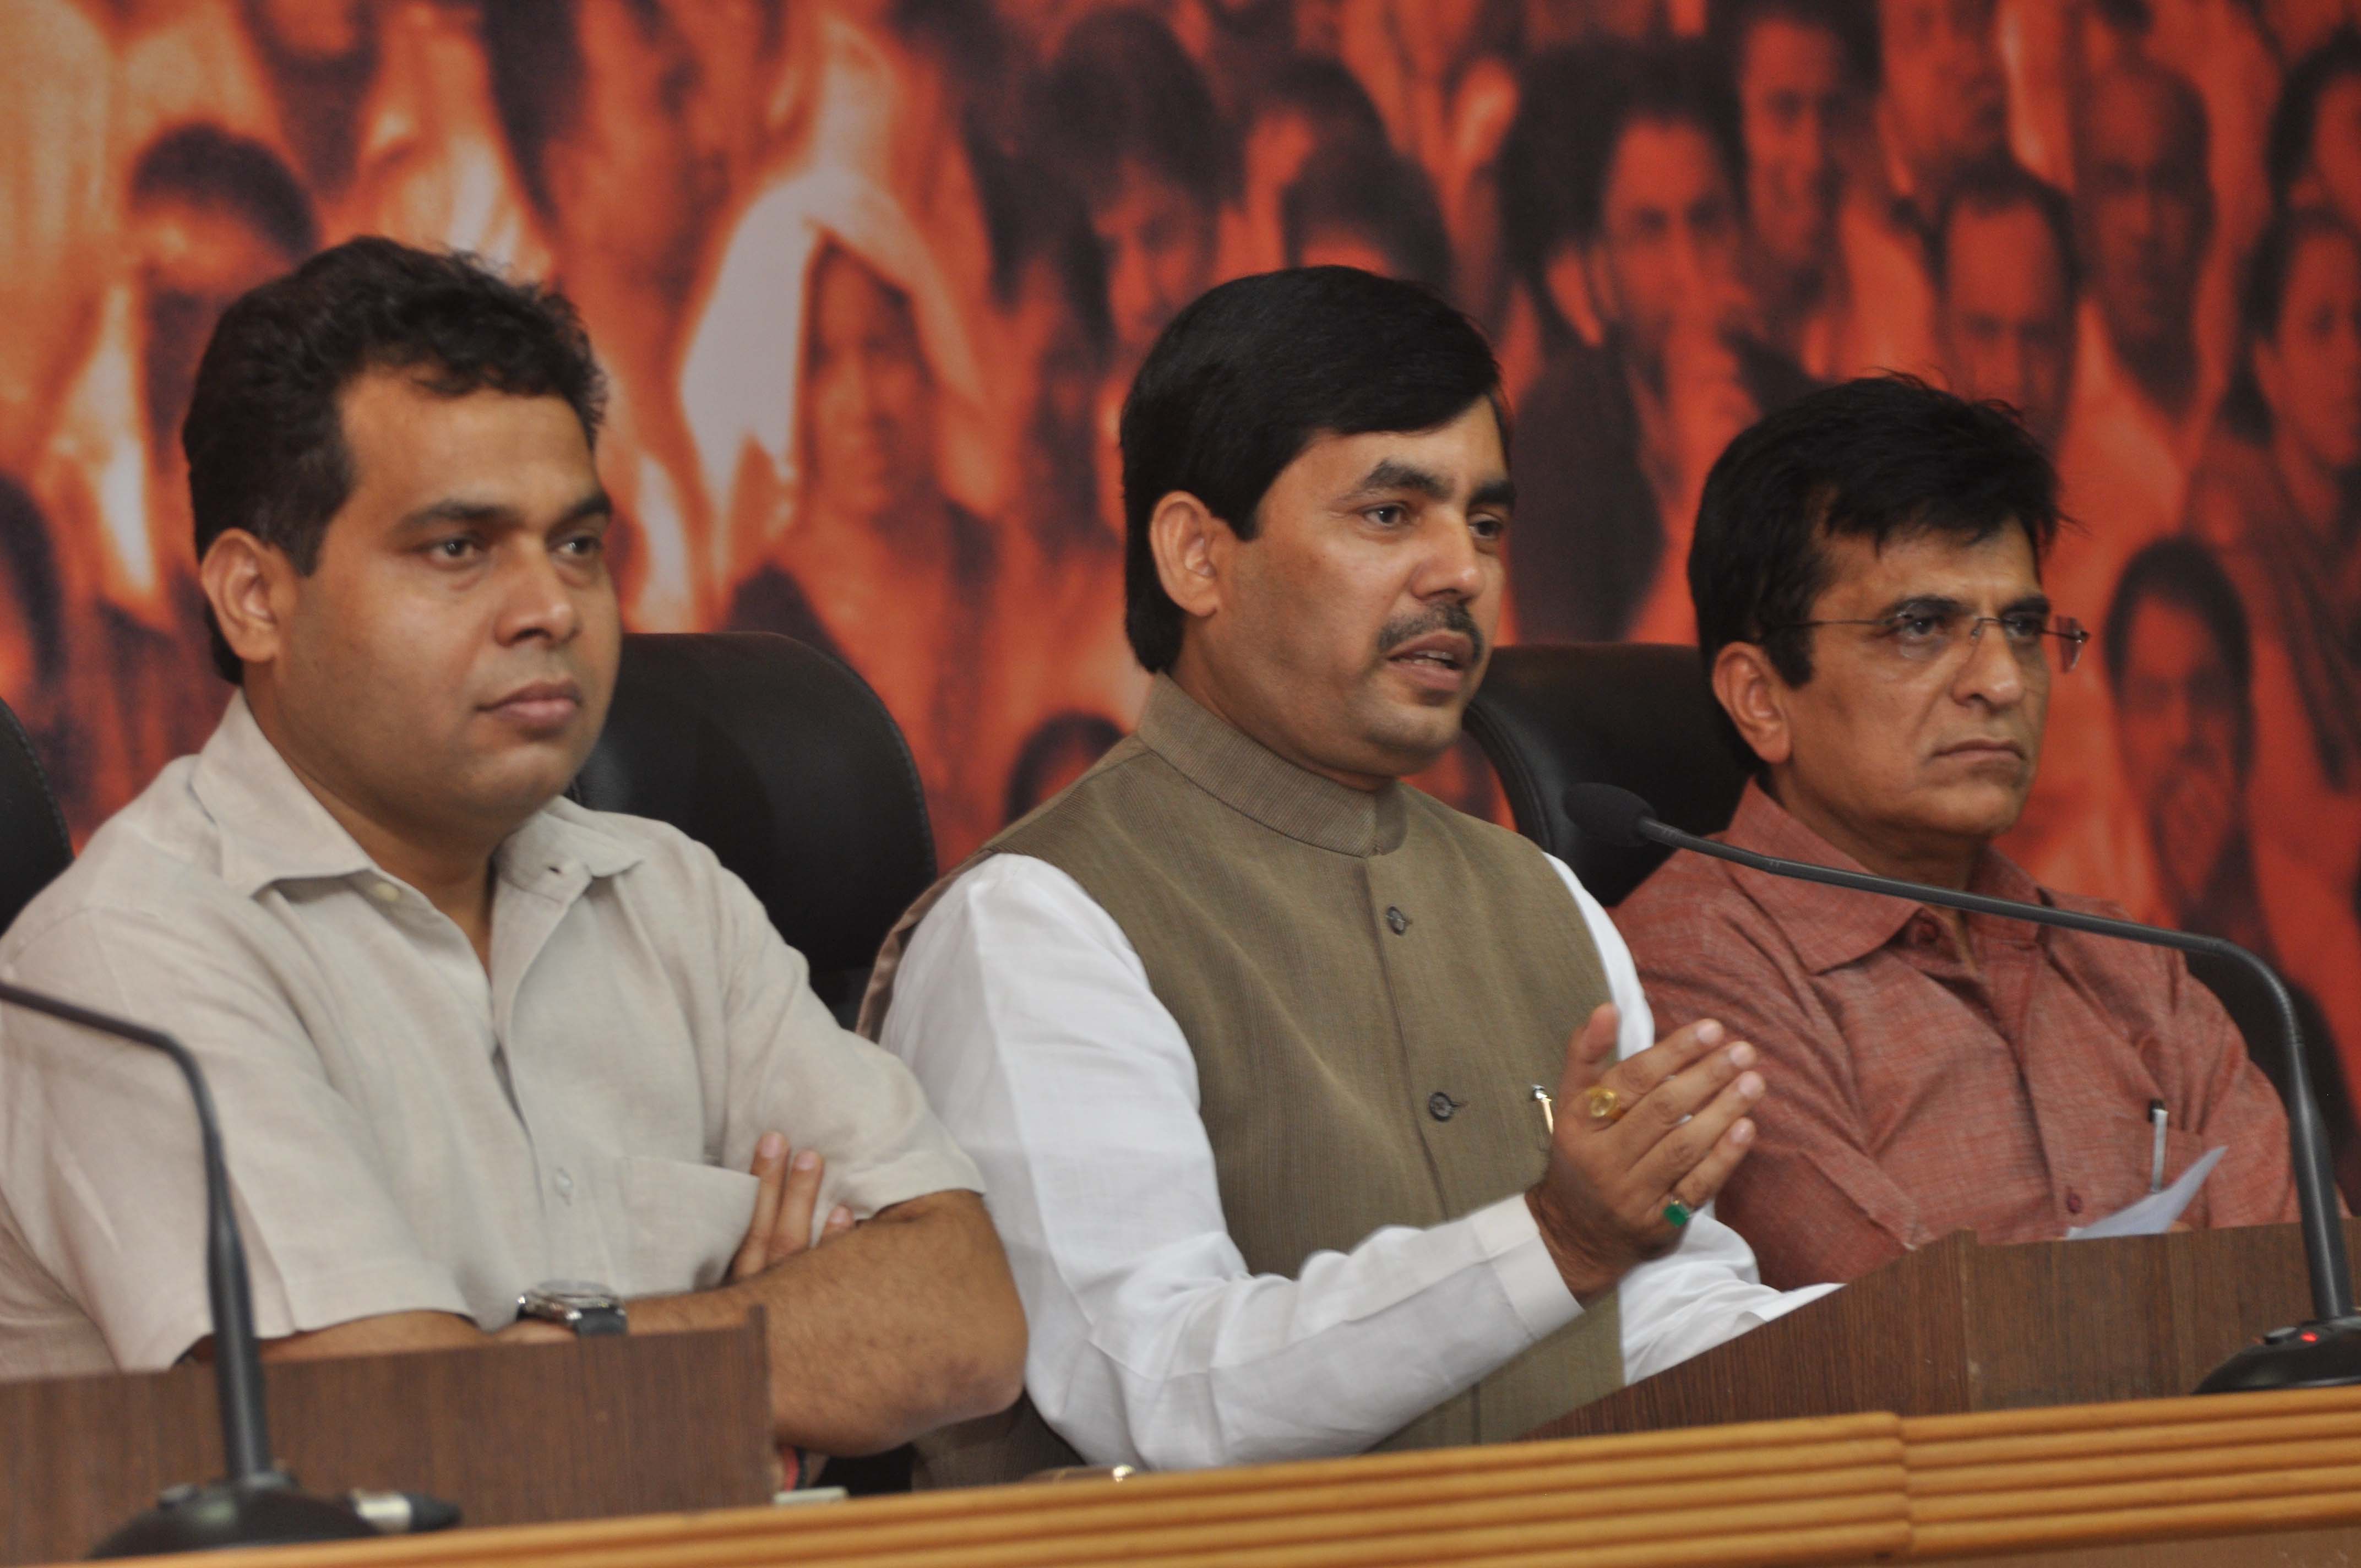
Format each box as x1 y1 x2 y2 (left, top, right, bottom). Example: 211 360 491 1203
0 695 72 932
1462 643 1747 907
570 632 935 1027
574 631 938 1495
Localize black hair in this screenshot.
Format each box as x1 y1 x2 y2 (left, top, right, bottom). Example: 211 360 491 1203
184 237 607 682
1025 8 1231 218
976 146 1113 355
1706 0 1878 96
2221 206 2361 442
1280 141 1454 295
1690 374 2063 689
1932 157 2081 303
128 123 318 262
1118 266 1500 672
2267 27 2361 211
1499 41 1739 326
2102 536 2252 701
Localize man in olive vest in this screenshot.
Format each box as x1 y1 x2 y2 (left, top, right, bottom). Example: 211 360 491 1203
865 267 1829 1482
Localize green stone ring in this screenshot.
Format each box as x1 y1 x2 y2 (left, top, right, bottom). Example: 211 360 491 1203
1662 1199 1694 1228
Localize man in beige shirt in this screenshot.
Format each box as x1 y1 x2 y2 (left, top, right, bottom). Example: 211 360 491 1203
0 238 1024 1460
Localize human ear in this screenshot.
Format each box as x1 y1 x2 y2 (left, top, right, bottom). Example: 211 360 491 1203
199 530 294 674
1149 491 1232 624
1712 641 1793 769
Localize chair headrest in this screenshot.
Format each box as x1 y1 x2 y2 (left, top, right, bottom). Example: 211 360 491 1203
570 634 934 1013
1463 644 1750 906
0 695 69 934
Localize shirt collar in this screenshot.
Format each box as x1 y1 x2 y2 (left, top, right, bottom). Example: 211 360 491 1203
193 692 644 899
1133 674 1408 857
1720 780 2045 973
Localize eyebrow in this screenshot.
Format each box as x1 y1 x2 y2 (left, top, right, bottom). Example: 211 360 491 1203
1344 461 1516 510
1348 460 1451 501
1874 590 2053 618
392 488 613 535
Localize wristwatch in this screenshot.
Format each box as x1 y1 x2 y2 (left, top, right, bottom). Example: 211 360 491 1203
516 1280 628 1337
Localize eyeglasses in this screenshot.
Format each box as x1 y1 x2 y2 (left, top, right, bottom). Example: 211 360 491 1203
1771 608 2090 673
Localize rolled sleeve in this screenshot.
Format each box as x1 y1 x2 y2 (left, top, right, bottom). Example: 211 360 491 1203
711 863 980 1223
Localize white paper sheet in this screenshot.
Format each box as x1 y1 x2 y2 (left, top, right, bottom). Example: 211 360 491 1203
2064 1146 2227 1240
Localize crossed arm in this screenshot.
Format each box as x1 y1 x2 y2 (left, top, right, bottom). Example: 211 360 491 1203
254 1140 1026 1456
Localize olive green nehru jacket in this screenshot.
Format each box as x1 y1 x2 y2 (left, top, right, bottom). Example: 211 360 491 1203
866 676 1624 1483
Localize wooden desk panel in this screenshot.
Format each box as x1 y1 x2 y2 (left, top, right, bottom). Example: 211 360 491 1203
50 1387 2361 1568
0 1322 773 1566
1537 1219 2359 1441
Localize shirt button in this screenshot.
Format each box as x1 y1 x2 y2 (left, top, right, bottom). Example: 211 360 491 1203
1427 1091 1457 1122
370 881 401 905
553 1168 574 1202
1386 907 1410 935
2065 1190 2083 1215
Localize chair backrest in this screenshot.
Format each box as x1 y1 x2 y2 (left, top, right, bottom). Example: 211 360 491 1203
0 696 70 933
1462 643 1750 906
570 633 935 1024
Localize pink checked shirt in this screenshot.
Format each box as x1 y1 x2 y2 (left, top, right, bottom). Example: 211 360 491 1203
1617 782 2298 1289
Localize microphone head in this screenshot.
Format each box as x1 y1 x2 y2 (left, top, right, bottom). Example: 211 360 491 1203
1562 782 1657 848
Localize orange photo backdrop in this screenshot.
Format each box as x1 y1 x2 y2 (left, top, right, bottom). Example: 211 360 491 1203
2 0 2360 1128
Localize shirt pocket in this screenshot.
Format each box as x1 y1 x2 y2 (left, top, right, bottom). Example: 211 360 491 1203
615 1156 760 1295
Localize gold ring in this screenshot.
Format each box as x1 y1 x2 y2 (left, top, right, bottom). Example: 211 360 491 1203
1584 1085 1624 1123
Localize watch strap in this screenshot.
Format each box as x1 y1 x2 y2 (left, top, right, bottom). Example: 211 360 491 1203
570 1303 628 1337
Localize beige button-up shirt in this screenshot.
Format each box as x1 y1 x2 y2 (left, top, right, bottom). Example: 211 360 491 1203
0 695 980 1379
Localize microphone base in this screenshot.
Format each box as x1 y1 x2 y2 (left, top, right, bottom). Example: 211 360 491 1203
89 1473 375 1558
2195 1315 2361 1394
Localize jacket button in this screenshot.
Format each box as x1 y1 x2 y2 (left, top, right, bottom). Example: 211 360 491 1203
2065 1190 2084 1215
1427 1091 1458 1121
1386 906 1410 935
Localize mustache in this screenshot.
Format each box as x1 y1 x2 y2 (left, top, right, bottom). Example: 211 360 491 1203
1378 603 1486 660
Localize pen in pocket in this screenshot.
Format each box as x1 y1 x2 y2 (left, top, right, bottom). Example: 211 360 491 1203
2149 1099 2168 1194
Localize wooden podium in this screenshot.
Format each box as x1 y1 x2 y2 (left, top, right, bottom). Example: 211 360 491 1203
0 1321 775 1566
1533 1216 2361 1441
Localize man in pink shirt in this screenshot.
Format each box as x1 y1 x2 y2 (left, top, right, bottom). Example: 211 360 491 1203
1617 375 2296 1290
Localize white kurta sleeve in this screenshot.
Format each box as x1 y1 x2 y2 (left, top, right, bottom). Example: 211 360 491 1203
880 854 1589 1471
1544 855 1841 1378
881 851 1832 1471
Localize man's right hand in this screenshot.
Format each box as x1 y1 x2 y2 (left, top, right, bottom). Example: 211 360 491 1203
1526 1005 1766 1304
731 1133 856 1282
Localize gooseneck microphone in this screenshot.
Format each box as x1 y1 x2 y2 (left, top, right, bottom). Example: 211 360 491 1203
1562 783 2361 1394
0 981 390 1556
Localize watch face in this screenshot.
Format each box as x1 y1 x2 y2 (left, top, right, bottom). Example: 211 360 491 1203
529 1280 621 1311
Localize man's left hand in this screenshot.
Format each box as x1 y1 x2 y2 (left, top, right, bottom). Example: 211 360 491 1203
731 1134 856 1282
